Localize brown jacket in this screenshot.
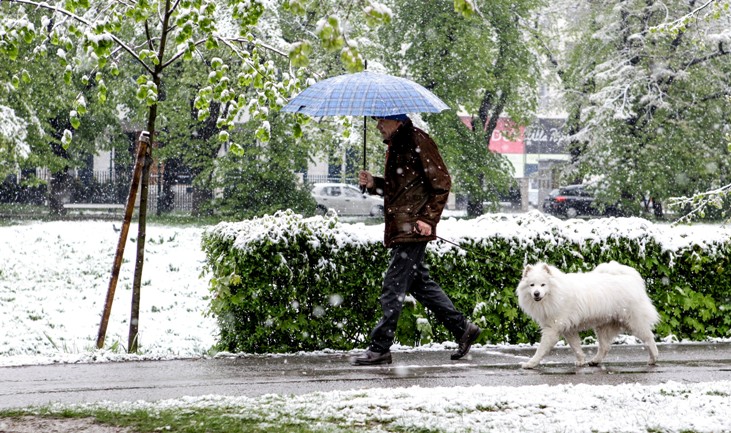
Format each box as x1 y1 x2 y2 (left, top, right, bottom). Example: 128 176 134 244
367 118 451 247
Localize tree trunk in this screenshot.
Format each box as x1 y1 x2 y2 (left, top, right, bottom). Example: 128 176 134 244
126 0 173 351
48 170 70 217
129 144 153 352
158 163 175 213
466 199 484 217
191 186 213 216
466 173 486 217
653 200 664 220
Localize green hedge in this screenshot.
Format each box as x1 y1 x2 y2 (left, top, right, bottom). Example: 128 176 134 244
201 210 731 353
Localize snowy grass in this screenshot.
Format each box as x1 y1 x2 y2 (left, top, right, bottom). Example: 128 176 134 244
5 381 731 432
0 220 217 365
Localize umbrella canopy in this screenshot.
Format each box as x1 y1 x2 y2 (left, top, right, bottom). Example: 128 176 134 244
281 71 449 117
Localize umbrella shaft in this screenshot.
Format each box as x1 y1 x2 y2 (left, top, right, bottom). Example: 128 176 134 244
363 116 367 171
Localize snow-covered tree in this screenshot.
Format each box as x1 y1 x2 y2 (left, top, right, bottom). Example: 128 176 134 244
0 18 128 214
554 0 731 217
0 105 29 179
668 95 731 223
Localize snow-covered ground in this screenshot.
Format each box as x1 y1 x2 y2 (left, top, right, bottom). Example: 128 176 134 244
0 220 216 365
1 217 730 432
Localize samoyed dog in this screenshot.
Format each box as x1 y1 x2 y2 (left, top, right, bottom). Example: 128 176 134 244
516 261 659 369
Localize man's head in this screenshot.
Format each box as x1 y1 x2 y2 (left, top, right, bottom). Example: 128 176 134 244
374 114 409 140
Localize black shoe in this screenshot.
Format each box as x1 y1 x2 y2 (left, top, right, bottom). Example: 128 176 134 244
451 323 481 360
350 349 392 366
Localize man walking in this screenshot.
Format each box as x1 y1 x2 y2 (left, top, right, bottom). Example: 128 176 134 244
350 114 481 366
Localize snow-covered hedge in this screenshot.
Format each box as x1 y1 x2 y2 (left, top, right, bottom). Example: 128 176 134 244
201 210 731 353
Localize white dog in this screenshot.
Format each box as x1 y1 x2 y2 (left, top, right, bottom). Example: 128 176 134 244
515 261 659 369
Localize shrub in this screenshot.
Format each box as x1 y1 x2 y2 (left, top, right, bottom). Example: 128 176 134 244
202 210 731 353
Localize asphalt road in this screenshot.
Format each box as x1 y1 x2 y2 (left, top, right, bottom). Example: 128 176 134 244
2 342 730 409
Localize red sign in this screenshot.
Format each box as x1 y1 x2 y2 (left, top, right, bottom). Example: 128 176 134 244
459 116 525 154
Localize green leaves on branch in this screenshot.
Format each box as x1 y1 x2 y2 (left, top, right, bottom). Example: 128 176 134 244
255 121 271 142
0 17 36 60
364 2 392 27
288 41 312 68
138 49 160 65
316 16 344 52
69 95 88 129
125 0 154 22
63 0 90 14
10 69 31 90
283 0 306 15
174 0 217 47
0 41 20 61
84 34 114 59
135 74 158 107
312 14 365 72
218 130 230 143
208 57 232 103
69 110 81 129
283 1 393 76
341 44 364 73
97 78 108 103
231 0 265 28
63 65 73 85
74 95 87 116
60 129 73 149
194 86 212 121
453 0 477 18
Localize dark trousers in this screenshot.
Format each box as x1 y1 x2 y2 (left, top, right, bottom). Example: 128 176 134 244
369 242 466 353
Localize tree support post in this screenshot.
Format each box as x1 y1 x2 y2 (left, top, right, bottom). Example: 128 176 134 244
96 131 150 350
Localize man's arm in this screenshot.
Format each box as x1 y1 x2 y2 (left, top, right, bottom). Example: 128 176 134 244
416 131 451 226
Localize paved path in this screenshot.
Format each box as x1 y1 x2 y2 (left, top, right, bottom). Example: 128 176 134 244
2 342 730 409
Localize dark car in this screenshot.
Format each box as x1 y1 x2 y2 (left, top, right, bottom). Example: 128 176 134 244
542 184 622 218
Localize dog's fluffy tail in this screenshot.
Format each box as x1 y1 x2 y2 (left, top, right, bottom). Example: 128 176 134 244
593 260 640 277
593 260 651 294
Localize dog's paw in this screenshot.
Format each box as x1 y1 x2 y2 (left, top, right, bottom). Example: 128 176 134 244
574 360 587 367
520 362 537 369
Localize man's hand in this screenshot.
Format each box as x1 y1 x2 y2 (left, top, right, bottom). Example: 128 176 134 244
359 170 374 189
414 220 432 236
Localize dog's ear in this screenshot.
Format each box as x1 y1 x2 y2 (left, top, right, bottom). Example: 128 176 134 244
522 264 533 278
542 263 552 275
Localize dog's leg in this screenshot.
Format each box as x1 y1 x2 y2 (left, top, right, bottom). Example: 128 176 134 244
563 330 586 366
633 328 659 365
521 328 560 369
589 325 620 365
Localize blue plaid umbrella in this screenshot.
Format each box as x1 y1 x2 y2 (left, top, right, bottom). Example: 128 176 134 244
282 71 450 172
281 71 450 117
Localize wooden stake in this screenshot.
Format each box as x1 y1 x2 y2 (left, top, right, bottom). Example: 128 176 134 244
96 131 150 349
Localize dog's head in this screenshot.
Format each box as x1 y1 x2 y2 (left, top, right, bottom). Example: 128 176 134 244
516 263 556 303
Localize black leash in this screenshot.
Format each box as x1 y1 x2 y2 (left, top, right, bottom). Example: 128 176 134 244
436 235 462 249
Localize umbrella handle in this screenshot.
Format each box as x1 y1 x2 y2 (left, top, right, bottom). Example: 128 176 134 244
361 116 367 193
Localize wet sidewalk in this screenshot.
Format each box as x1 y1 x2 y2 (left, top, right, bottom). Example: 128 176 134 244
2 342 730 409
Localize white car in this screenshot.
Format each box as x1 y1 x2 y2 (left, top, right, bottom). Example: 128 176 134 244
311 183 384 216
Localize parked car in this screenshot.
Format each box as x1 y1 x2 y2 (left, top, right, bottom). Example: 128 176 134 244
311 183 384 216
542 184 622 218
